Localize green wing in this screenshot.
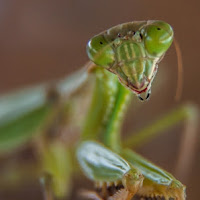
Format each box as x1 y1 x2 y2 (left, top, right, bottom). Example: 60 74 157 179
77 141 131 182
122 148 178 185
121 149 186 199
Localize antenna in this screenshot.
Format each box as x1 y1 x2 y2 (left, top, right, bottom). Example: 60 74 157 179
173 38 183 102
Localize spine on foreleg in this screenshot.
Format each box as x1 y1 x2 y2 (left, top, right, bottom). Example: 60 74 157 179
108 189 133 200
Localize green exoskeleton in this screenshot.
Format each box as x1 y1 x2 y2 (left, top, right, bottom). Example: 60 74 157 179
0 20 196 200
87 20 173 100
77 142 186 200
78 20 187 200
77 141 144 200
122 149 186 200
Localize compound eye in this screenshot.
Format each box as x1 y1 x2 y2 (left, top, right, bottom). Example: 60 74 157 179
144 21 174 57
86 35 115 67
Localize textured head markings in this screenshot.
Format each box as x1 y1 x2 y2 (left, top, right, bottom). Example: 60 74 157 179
86 21 174 101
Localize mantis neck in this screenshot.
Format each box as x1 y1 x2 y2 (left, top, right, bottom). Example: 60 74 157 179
82 67 132 152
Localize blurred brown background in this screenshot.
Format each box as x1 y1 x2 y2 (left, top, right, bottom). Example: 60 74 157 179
0 0 199 200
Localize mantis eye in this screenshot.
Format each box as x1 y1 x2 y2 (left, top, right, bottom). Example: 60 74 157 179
86 35 115 67
144 21 174 57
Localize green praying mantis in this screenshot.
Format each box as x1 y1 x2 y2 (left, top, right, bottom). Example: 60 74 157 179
0 20 198 200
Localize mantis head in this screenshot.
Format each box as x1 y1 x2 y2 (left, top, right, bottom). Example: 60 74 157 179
87 21 174 101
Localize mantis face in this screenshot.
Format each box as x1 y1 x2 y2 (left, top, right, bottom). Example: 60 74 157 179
87 21 173 101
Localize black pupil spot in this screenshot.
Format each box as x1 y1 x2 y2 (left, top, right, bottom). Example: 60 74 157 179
157 27 161 30
100 41 103 44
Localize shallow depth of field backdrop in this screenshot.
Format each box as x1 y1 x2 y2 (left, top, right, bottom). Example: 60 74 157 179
0 1 199 200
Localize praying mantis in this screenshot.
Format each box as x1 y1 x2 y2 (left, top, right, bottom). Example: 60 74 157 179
0 20 198 200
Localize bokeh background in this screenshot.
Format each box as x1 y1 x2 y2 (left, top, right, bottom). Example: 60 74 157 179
0 0 199 200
